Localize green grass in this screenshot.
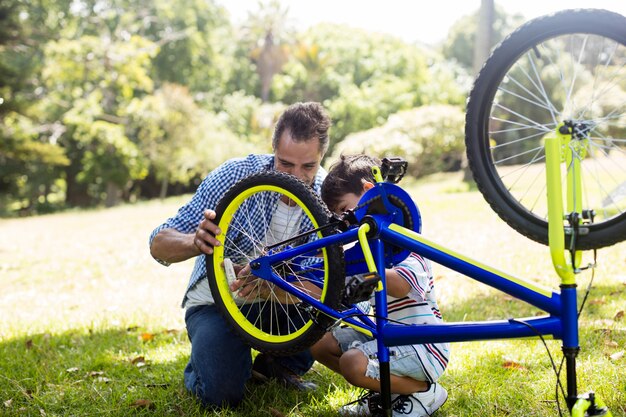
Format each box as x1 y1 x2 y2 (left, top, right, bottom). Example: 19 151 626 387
1 172 625 416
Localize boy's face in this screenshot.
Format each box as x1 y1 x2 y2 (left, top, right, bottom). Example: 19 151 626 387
331 181 374 214
333 192 362 215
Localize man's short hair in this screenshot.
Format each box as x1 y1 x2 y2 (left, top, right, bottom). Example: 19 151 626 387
321 154 381 212
272 102 331 155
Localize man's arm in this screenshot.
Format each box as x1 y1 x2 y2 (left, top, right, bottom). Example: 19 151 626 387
150 209 222 264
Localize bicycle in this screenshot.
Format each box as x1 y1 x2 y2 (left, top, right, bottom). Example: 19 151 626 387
205 8 625 417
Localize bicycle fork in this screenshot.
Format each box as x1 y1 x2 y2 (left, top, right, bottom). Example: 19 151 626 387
545 128 612 417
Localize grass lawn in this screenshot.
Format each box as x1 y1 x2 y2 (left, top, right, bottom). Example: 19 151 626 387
1 172 624 416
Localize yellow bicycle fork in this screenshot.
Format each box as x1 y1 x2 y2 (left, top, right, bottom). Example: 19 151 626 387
545 125 612 417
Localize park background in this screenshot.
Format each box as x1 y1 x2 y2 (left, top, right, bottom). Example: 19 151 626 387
1 0 625 415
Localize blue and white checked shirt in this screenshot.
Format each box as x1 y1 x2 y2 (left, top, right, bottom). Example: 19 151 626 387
149 154 327 307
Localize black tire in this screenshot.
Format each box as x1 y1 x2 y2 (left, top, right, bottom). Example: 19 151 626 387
206 171 344 355
465 9 626 250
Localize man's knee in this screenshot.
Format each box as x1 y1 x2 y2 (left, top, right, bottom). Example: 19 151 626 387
185 361 247 408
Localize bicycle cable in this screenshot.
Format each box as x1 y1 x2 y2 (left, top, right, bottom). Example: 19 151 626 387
510 249 598 416
553 248 598 415
509 317 567 417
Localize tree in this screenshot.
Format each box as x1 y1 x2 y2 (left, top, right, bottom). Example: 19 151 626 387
241 0 293 102
129 85 269 199
42 34 155 206
329 105 466 178
442 5 523 72
473 0 495 76
0 113 69 213
0 0 74 212
275 24 434 154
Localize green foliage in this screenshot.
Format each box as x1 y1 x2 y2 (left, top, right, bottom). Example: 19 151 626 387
274 24 430 105
220 91 285 149
441 5 524 71
1 0 516 214
145 0 234 94
329 105 466 178
327 75 417 144
42 35 156 110
0 112 69 213
128 84 265 198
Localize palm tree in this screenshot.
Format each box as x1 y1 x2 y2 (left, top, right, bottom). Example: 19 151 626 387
243 0 292 102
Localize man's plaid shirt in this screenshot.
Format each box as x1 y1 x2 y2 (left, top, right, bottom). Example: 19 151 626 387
149 154 326 306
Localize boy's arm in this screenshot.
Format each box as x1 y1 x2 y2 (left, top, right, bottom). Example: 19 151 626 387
384 268 412 298
389 253 433 301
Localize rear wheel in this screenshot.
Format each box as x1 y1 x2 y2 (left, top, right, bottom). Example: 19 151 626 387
207 171 344 355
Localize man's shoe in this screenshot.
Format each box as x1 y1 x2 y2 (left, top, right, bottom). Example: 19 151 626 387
252 354 317 392
391 383 448 416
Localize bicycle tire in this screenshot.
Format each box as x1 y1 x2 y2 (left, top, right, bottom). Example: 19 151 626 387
465 9 626 250
206 171 344 355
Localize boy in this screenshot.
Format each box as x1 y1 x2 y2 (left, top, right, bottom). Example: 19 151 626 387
312 154 449 417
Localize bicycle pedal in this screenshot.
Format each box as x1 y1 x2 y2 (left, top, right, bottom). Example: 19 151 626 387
342 272 381 304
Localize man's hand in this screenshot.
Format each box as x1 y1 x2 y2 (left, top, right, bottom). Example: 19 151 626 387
229 264 271 299
193 209 222 255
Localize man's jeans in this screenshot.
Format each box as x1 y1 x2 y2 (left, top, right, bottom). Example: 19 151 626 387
184 304 314 407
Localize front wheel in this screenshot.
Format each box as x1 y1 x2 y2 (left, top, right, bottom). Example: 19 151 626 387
206 171 344 355
465 9 626 250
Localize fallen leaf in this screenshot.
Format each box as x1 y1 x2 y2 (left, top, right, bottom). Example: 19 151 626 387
130 356 145 365
95 377 111 383
145 383 170 389
614 311 624 321
588 299 605 305
4 399 12 408
131 399 155 410
87 371 104 377
140 333 154 342
269 407 287 417
604 341 619 348
502 360 526 370
608 351 624 361
66 367 79 373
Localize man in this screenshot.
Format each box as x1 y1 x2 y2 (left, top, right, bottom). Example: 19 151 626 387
149 102 331 408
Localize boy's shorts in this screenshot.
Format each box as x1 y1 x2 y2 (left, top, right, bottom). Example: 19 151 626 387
331 326 429 382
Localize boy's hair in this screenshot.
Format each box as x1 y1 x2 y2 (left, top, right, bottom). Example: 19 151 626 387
321 154 381 212
272 102 332 155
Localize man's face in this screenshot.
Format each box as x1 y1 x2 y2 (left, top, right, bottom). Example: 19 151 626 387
274 130 323 185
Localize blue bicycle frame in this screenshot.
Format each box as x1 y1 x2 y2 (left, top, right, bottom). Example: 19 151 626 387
249 178 581 411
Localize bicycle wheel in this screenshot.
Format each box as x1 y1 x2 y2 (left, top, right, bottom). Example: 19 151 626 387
465 9 626 250
206 171 344 355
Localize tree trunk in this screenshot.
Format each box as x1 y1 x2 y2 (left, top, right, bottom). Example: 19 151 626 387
159 176 169 200
104 182 122 207
65 164 92 207
465 0 495 183
473 0 494 76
